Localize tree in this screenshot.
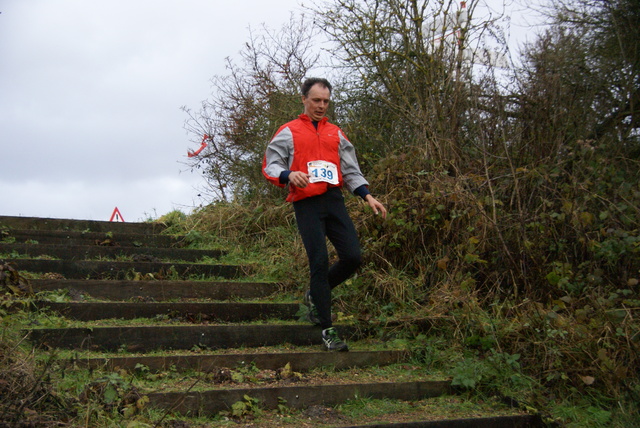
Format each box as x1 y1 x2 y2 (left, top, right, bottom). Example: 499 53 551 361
183 15 321 202
511 26 600 162
311 0 499 169
548 0 640 142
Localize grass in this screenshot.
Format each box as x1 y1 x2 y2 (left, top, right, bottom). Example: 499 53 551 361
24 314 310 329
40 355 518 427
45 338 410 363
60 363 447 393
337 395 526 422
107 395 529 428
4 199 638 427
20 395 524 428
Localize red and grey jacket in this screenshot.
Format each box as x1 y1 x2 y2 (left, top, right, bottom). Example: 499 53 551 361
262 114 370 202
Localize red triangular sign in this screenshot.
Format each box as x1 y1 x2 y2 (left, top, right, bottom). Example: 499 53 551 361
109 207 125 222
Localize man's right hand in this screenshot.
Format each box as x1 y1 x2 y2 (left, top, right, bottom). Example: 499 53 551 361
289 171 310 188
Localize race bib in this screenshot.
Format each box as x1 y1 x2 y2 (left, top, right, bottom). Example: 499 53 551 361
307 160 339 185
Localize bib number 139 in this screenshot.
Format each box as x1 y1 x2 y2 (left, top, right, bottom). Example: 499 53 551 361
307 160 339 185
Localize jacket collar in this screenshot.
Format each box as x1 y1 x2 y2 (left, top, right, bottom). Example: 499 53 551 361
298 114 329 125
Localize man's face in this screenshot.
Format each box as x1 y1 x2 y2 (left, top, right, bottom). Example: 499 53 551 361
302 84 331 121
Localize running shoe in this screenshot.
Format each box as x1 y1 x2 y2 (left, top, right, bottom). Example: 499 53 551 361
303 290 322 326
322 327 349 352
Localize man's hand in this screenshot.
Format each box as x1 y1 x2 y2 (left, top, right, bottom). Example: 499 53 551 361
289 171 310 188
365 194 387 219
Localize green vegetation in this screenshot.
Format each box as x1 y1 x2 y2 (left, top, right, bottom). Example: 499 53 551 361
1 0 639 426
161 167 638 409
175 0 640 425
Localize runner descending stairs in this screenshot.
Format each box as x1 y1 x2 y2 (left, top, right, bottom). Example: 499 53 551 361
0 215 541 427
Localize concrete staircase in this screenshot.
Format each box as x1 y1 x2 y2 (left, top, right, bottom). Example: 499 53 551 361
0 215 541 427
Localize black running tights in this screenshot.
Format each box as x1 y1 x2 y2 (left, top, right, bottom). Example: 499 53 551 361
293 188 362 329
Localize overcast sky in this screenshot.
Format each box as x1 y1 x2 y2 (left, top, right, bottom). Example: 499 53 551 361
0 0 541 222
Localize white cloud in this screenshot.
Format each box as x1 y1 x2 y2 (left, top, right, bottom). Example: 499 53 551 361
1 175 204 222
0 0 303 220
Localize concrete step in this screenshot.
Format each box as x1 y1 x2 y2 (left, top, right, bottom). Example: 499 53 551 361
144 379 541 426
0 215 162 235
1 242 224 262
147 381 453 415
26 324 358 352
1 229 184 247
337 415 542 428
11 258 243 280
145 382 541 425
10 215 538 426
32 301 298 321
70 350 406 372
31 279 280 300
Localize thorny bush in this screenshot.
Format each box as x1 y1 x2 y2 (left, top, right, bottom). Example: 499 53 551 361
339 138 639 419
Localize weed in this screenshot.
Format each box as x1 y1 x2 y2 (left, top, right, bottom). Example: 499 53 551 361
276 397 291 415
0 260 33 296
77 370 149 422
36 288 71 302
223 394 262 420
338 396 415 419
450 350 530 394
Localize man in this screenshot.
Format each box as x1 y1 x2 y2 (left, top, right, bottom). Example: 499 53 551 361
262 78 387 352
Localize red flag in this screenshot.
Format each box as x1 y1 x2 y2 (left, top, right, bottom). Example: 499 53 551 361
188 134 209 157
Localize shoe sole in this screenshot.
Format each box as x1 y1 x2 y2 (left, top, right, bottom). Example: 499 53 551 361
324 345 349 352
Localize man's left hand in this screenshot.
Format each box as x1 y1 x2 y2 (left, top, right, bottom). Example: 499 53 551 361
365 195 387 219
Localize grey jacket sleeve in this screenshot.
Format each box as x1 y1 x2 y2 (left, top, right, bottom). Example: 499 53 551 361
339 130 369 193
263 127 294 181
